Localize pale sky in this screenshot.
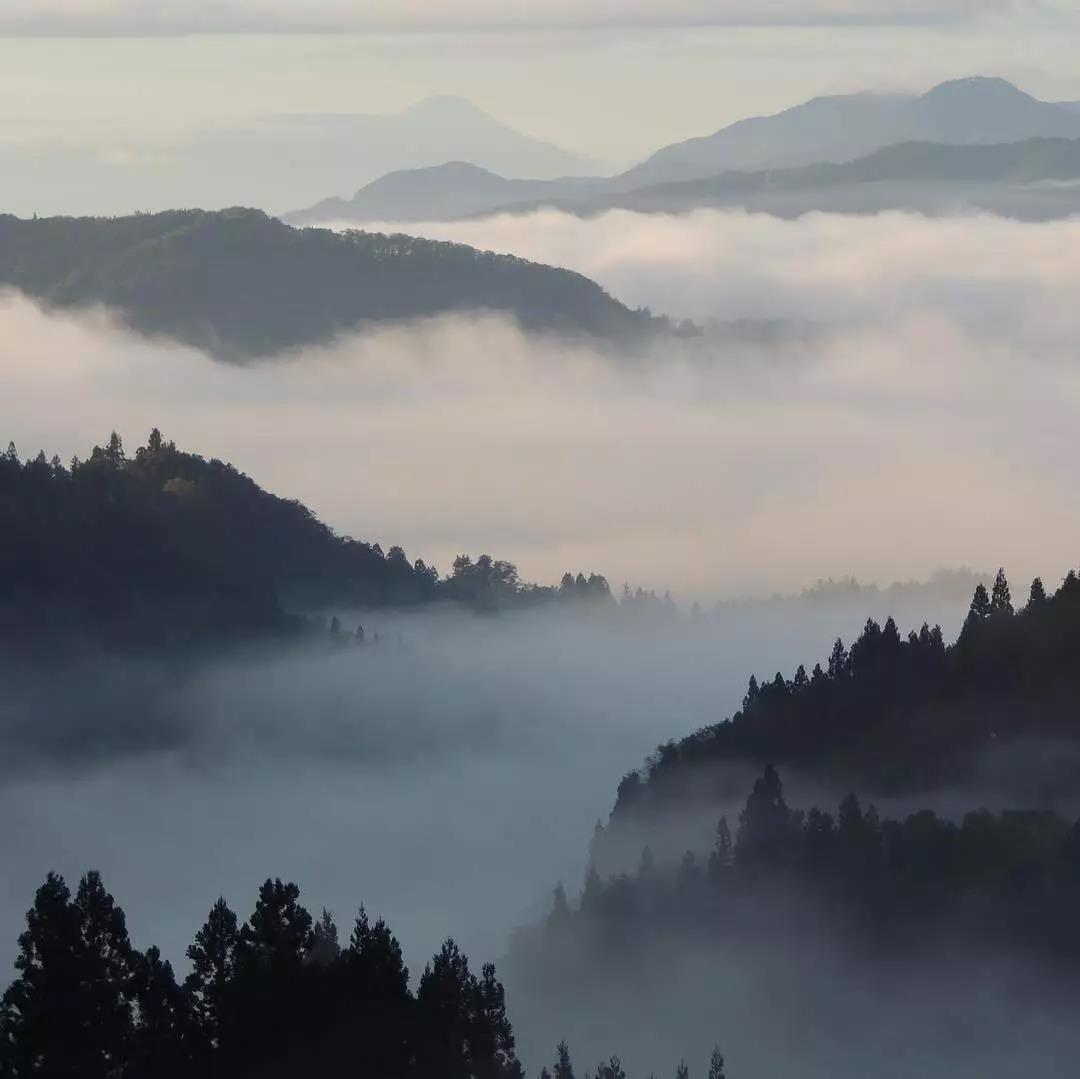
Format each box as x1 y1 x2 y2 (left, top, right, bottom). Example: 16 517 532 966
2 4 1079 169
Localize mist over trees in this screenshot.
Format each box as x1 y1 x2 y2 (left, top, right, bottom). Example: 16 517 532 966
604 568 1080 813
527 764 1080 958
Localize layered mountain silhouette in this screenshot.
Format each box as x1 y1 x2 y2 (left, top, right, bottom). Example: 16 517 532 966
537 136 1080 219
291 78 1080 224
619 76 1080 187
0 209 661 358
3 95 598 219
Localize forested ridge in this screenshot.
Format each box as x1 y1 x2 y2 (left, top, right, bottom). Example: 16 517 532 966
0 431 616 648
608 568 1080 811
523 765 1080 964
0 871 725 1079
0 209 663 358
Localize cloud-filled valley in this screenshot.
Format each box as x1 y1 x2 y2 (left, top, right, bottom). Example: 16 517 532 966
4 203 1080 1078
5 208 1079 597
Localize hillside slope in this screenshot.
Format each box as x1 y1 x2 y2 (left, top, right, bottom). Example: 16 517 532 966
0 208 660 357
286 162 602 224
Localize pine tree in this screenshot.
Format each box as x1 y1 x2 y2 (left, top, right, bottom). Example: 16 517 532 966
708 1047 726 1079
990 568 1013 617
827 638 849 680
1027 577 1047 609
239 878 313 972
184 897 239 1045
736 765 792 866
1 871 137 1078
968 583 991 624
675 1059 690 1079
708 817 733 879
553 1040 577 1079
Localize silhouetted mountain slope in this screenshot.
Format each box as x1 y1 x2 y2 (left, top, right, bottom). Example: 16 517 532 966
619 77 1080 187
0 209 661 358
555 136 1080 217
2 94 598 219
0 432 618 649
295 135 1080 226
606 570 1080 811
0 432 441 646
286 161 602 224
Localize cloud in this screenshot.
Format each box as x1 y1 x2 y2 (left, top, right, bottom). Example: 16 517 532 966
339 207 1080 342
3 218 1079 600
0 0 1047 36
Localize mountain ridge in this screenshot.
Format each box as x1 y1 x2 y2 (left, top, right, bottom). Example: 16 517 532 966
0 208 664 358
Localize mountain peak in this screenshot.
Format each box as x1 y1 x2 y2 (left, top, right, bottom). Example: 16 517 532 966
921 76 1034 105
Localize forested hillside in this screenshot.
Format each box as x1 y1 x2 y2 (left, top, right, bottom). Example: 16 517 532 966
608 569 1080 812
517 764 1080 970
0 209 661 358
0 431 619 648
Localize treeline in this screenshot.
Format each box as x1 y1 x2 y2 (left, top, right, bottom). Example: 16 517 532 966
610 568 1080 810
0 432 613 647
0 872 722 1079
524 767 1080 962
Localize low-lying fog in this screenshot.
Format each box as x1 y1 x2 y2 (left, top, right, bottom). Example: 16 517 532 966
0 595 973 981
3 207 1079 1072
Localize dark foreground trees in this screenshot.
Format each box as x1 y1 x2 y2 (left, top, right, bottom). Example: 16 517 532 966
0 872 713 1079
0 872 523 1079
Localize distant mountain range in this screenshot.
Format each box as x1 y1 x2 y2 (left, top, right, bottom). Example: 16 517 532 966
534 136 1080 219
618 76 1080 187
290 78 1080 225
0 209 661 359
2 95 598 219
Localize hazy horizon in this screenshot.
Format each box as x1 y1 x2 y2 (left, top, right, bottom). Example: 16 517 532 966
4 2 1080 216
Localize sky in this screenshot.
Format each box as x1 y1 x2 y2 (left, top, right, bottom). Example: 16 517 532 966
2 3 1080 173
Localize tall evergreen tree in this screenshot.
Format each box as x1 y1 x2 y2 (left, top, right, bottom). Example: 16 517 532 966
553 1040 577 1079
1027 577 1047 609
1 871 136 1079
184 897 239 1046
990 568 1013 617
967 582 992 626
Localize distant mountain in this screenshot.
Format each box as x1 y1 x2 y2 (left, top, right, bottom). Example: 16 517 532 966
1 95 598 219
547 136 1080 219
289 80 1080 227
0 208 662 358
286 161 603 225
618 77 1080 188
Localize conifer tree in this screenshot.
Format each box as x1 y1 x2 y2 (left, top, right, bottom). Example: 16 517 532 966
554 1040 577 1079
990 568 1013 617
